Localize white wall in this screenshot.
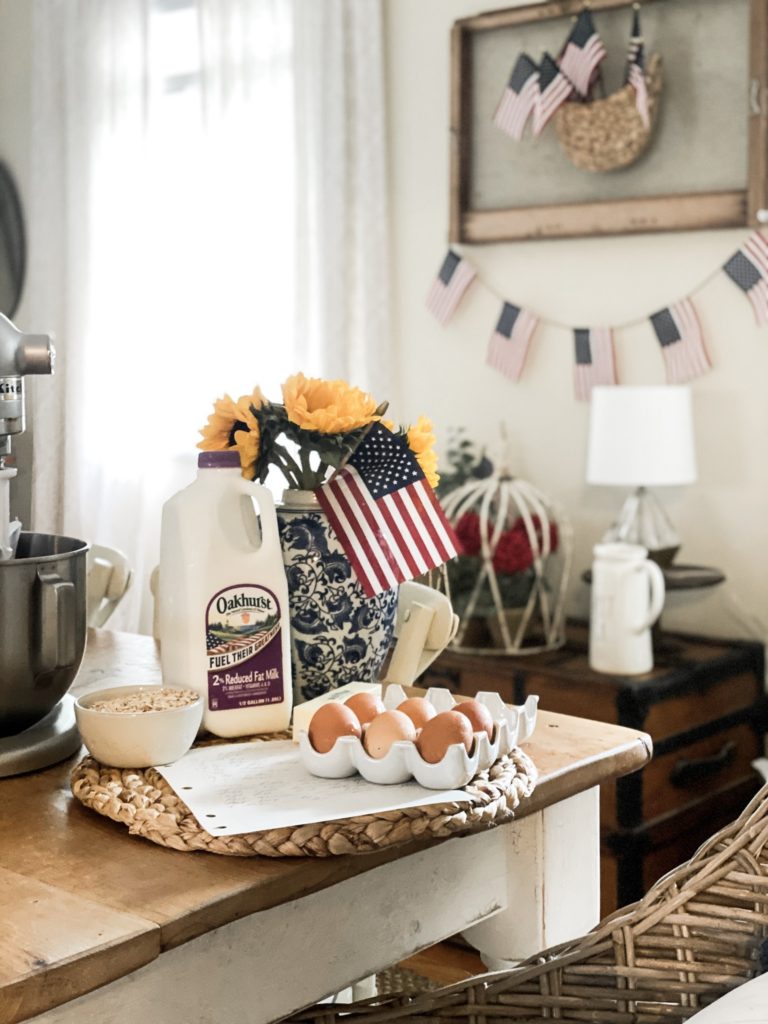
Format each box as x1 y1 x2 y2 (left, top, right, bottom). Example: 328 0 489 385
385 0 768 643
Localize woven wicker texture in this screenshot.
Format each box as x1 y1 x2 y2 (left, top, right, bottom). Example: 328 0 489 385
70 743 537 857
287 783 768 1022
554 55 663 172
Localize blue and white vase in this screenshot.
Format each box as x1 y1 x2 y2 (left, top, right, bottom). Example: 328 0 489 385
276 490 398 704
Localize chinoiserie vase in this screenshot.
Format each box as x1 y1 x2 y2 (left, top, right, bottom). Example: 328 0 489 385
276 490 398 704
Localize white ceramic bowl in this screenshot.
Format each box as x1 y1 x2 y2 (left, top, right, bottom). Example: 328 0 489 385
74 685 202 768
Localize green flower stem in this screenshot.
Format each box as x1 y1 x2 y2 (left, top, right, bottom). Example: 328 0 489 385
270 446 302 489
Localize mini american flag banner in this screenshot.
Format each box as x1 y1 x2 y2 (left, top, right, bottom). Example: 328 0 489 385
650 299 711 384
723 232 768 326
573 327 616 401
426 250 476 325
558 9 606 97
493 54 540 140
316 423 459 598
626 7 649 128
486 302 539 382
533 53 573 136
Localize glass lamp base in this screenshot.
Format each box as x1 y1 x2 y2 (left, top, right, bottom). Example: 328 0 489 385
602 486 681 568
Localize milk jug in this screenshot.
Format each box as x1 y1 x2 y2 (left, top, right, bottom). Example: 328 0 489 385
158 450 292 736
589 542 665 675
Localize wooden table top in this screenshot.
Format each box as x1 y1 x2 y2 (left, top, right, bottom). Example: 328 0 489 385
0 629 652 1023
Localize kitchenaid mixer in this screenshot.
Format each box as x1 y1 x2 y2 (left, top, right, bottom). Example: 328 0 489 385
0 313 89 777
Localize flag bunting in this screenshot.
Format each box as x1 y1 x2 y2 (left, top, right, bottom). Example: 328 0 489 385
493 54 540 141
723 231 768 325
425 250 476 325
316 423 459 598
486 302 539 382
650 300 711 384
573 327 617 401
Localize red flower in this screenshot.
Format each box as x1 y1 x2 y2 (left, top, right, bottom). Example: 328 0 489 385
455 511 558 570
455 511 482 556
492 524 534 574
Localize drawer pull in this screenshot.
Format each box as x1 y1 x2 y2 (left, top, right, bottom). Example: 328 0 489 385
670 741 737 789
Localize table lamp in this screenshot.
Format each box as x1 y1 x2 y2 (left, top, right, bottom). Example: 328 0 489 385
586 386 696 567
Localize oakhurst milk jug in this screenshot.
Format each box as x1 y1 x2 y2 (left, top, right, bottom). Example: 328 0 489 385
158 450 292 736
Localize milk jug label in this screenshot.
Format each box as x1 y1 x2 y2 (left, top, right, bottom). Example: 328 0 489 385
205 584 284 711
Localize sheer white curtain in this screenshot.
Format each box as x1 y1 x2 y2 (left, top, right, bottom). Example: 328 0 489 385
27 0 391 634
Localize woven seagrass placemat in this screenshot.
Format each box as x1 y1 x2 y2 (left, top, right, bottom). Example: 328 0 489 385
70 736 536 857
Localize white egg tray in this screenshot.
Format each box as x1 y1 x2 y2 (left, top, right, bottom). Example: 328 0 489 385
298 686 539 790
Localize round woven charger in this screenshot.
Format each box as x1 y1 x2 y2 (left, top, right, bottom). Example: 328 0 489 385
554 54 663 172
70 738 537 857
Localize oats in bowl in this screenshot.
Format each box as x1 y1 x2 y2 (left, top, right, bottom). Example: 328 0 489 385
89 688 199 714
75 685 203 768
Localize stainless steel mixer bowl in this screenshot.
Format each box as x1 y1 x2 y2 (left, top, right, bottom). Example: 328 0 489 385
0 532 88 737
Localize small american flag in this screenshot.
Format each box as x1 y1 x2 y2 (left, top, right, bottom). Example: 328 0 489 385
493 54 539 141
316 423 459 598
723 232 768 326
573 327 616 401
650 299 711 384
486 302 539 382
558 10 606 97
626 8 649 128
533 53 573 136
426 250 476 325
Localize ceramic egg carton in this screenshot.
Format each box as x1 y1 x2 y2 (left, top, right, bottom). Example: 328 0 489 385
298 687 538 790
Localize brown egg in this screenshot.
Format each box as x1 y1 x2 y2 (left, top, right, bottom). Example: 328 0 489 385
308 703 362 753
454 699 495 741
416 710 474 764
363 709 417 759
344 691 386 726
397 696 437 730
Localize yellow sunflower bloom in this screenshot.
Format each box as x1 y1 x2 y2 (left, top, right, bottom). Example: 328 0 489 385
407 415 440 489
282 373 379 434
198 387 265 478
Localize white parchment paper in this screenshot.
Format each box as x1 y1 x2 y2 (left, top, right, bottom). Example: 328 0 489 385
156 740 471 836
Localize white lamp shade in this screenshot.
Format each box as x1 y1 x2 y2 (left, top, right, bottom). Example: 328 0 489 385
586 386 697 487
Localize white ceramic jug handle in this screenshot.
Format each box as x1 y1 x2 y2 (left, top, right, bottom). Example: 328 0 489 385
635 560 666 633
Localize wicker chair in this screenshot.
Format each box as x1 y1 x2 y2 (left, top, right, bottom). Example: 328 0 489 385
289 783 768 1023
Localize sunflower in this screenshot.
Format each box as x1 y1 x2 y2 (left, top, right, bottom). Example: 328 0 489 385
282 373 379 434
406 415 439 489
198 387 265 478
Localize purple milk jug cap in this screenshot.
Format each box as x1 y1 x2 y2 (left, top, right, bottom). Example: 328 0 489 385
198 450 241 469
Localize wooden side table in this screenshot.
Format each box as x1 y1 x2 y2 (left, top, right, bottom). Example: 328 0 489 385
419 625 768 914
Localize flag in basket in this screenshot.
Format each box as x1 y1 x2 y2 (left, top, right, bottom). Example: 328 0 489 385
723 232 768 326
493 54 540 140
533 53 573 136
486 302 539 382
650 299 711 384
426 250 476 325
558 9 606 97
573 327 617 401
316 423 459 598
626 7 650 128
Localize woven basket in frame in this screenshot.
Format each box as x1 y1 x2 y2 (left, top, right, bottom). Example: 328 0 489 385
287 782 768 1023
70 744 536 857
554 54 663 173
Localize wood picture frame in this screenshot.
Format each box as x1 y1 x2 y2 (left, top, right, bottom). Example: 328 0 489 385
450 0 768 242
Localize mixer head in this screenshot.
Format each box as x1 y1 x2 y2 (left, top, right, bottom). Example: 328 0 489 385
0 312 54 463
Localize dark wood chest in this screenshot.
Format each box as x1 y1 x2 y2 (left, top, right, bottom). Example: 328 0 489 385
420 626 767 914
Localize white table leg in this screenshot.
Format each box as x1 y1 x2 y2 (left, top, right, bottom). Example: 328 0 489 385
462 786 600 969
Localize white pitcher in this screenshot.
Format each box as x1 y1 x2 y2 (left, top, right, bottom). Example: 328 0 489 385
589 542 666 675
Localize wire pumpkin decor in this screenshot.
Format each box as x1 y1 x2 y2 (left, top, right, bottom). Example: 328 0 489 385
441 474 573 656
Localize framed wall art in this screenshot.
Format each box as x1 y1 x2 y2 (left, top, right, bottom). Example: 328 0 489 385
450 0 768 242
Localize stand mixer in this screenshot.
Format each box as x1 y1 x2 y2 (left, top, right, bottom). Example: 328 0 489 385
0 313 89 777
